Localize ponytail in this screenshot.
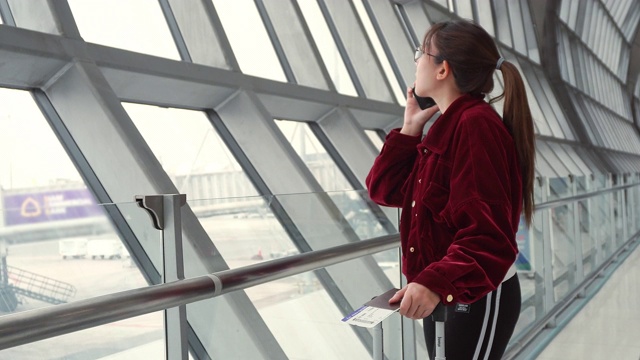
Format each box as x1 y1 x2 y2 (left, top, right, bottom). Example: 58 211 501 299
426 19 536 226
490 62 535 227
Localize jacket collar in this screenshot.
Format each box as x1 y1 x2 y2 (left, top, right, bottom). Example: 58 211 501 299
422 94 485 154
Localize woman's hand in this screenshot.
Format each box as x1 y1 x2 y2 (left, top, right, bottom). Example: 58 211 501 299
389 282 441 319
401 87 439 136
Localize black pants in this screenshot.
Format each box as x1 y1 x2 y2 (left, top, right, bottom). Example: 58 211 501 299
423 275 521 360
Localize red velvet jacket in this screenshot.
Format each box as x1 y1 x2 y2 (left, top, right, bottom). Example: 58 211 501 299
366 94 522 305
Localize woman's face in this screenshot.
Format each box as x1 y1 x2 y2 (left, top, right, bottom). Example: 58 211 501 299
414 40 441 97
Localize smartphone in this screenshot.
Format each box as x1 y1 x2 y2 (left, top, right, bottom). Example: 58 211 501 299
412 86 435 110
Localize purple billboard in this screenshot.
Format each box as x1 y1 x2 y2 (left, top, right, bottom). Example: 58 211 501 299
3 188 104 226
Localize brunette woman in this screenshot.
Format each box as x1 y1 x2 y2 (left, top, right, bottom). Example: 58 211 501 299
366 19 535 359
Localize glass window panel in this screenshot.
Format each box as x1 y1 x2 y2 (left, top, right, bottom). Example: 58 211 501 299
529 70 563 138
493 0 512 47
534 146 557 178
559 0 571 24
561 29 576 86
187 194 294 266
67 0 180 60
567 94 594 144
582 1 594 44
586 1 597 46
536 68 574 140
536 152 558 177
432 0 449 9
123 103 258 197
0 90 152 357
275 120 350 192
547 142 581 175
242 265 370 359
1 92 81 189
124 104 313 268
0 311 164 359
453 0 474 20
583 102 604 147
518 63 552 136
211 0 286 82
593 7 606 56
507 0 528 55
520 0 540 63
537 141 570 177
260 0 329 89
564 145 592 176
365 130 384 151
567 0 580 29
352 0 404 104
474 0 495 37
274 119 390 240
6 0 60 35
296 0 357 96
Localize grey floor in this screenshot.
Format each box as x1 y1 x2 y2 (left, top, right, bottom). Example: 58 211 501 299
536 244 640 359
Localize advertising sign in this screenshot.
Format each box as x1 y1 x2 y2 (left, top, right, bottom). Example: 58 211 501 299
3 188 103 226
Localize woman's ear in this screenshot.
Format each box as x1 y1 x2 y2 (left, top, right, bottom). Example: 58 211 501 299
437 60 451 80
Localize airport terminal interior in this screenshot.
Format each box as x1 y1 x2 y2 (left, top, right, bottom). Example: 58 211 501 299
0 0 639 359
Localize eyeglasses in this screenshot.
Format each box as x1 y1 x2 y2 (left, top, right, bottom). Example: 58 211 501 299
414 47 440 63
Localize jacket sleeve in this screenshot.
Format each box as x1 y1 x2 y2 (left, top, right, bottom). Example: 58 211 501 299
366 129 421 207
412 112 520 304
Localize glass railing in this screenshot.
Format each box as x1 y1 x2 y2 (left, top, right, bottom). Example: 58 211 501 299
0 175 638 359
506 173 640 358
0 201 164 359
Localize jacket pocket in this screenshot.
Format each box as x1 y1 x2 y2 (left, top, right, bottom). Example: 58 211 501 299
422 181 451 226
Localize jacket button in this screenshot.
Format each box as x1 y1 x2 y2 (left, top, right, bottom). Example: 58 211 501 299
423 149 428 154
446 295 453 302
411 200 415 207
409 247 415 253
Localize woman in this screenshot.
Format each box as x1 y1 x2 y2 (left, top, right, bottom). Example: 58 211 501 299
366 20 535 359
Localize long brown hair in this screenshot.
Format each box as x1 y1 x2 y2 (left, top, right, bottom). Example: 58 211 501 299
424 20 536 226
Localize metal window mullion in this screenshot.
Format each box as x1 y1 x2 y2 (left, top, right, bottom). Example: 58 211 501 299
570 176 585 295
253 0 297 84
622 174 629 250
137 194 188 360
607 174 616 258
162 194 188 360
31 89 161 284
361 0 409 92
540 177 556 327
0 0 15 26
315 0 366 97
158 0 193 62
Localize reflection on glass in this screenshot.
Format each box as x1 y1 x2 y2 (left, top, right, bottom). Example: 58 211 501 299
67 0 180 60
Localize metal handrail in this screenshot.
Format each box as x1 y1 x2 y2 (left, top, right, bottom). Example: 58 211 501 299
0 234 399 350
534 180 638 211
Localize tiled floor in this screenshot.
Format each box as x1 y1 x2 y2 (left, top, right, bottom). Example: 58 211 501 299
536 244 640 360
